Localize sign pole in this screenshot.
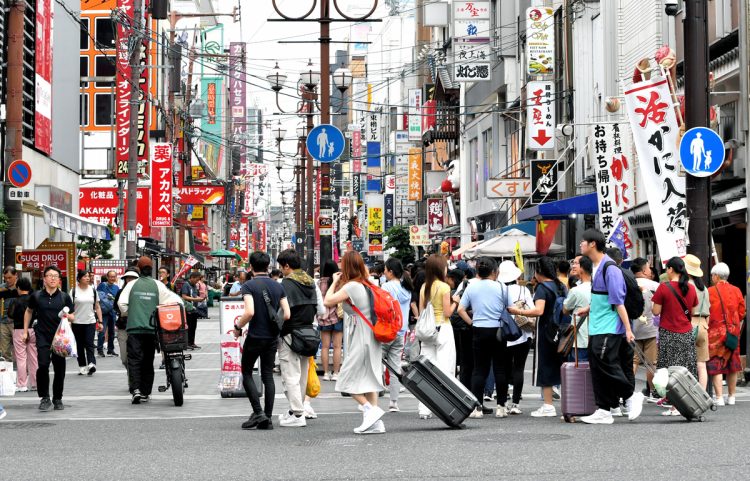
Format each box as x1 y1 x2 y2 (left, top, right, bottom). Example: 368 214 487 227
125 0 144 259
684 0 711 280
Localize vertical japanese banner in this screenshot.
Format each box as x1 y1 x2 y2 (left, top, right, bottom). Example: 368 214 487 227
35 0 52 154
408 88 422 141
526 81 555 150
339 197 351 251
408 147 423 201
427 198 445 235
352 174 362 204
590 123 635 241
366 142 381 191
530 160 557 204
257 220 267 252
352 130 362 173
229 43 247 174
115 0 134 178
367 112 381 143
384 175 395 232
237 218 249 261
150 143 173 227
366 193 384 256
624 78 686 263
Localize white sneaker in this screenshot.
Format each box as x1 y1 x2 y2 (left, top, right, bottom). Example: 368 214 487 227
727 396 736 406
17 386 28 393
279 411 307 427
303 402 317 419
495 406 508 418
323 372 332 382
418 413 432 420
87 363 96 375
610 407 623 417
357 419 385 435
469 408 483 419
713 396 725 406
508 403 523 415
357 404 364 412
530 404 556 418
388 402 400 413
661 407 681 416
626 392 645 421
79 366 88 376
580 409 614 424
354 405 384 433
331 373 339 381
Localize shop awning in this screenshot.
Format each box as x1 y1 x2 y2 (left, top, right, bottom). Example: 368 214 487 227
517 193 599 221
500 221 536 236
40 203 111 241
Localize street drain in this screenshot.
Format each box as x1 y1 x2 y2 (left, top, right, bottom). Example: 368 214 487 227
0 422 55 429
460 433 571 444
297 437 364 447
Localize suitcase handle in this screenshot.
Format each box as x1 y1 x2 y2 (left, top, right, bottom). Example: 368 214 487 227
383 356 403 382
632 341 657 375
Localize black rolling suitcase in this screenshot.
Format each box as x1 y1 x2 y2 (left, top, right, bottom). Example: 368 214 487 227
384 355 479 428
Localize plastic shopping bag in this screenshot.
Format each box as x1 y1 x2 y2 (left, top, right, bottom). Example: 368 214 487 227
404 329 420 363
51 318 78 358
415 304 438 343
306 357 320 398
0 360 16 396
653 368 669 398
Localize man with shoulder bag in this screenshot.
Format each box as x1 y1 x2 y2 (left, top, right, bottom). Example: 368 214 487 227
276 249 325 427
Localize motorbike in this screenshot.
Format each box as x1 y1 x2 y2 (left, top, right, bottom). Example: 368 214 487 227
153 304 191 406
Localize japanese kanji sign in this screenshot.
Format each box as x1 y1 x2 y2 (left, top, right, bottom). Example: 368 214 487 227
229 43 247 174
352 130 362 173
408 89 422 141
367 112 381 143
525 7 555 76
624 78 687 263
79 187 151 237
177 185 226 205
527 81 555 150
150 143 173 227
530 160 558 204
409 225 430 247
486 178 532 198
590 123 635 240
453 2 491 82
427 198 445 235
408 147 423 201
366 193 384 256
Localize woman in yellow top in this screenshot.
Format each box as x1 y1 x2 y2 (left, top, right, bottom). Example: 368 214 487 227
417 254 457 419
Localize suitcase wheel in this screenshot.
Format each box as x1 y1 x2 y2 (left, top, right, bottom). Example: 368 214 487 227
698 415 706 422
710 404 718 412
563 414 574 423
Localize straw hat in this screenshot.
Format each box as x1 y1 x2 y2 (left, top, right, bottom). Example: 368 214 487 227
683 254 703 278
497 260 523 284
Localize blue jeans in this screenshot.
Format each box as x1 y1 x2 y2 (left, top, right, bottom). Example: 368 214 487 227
98 312 116 353
484 366 495 395
567 347 589 363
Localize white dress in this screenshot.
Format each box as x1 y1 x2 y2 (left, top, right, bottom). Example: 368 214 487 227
335 281 384 395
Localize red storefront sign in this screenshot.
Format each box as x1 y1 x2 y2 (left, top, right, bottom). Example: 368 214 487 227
207 82 217 124
236 218 249 261
35 0 52 154
177 185 225 205
79 187 151 237
150 143 173 227
17 250 68 276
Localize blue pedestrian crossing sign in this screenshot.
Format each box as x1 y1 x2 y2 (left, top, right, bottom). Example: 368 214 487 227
679 127 725 177
306 124 345 163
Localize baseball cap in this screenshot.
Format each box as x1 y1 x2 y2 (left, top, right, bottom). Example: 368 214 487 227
136 256 153 270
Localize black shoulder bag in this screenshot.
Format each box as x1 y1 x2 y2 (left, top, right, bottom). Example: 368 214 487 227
260 286 284 333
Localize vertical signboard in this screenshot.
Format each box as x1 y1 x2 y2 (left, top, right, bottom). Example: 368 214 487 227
115 0 133 178
35 0 52 154
150 143 173 227
352 130 362 173
591 123 635 240
526 81 555 150
366 142 381 191
525 7 555 75
229 42 247 175
530 160 558 204
624 78 687 262
453 1 491 82
408 147 423 201
427 198 445 235
366 193 384 256
384 175 395 231
408 89 422 141
367 112 381 143
237 218 249 261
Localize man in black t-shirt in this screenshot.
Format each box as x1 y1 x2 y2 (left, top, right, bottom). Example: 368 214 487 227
23 266 75 411
233 252 289 430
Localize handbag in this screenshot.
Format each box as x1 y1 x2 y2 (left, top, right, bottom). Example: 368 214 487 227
511 287 535 332
496 283 522 343
415 303 438 343
306 357 320 398
0 358 16 397
557 315 587 357
261 286 284 332
284 325 321 357
715 286 739 352
404 329 420 362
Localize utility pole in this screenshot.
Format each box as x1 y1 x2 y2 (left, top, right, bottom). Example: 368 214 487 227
739 0 750 358
125 0 144 259
683 0 711 280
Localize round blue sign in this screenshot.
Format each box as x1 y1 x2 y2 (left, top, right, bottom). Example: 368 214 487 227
679 127 725 177
306 124 345 163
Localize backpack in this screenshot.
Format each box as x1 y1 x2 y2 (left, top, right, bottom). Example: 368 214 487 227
540 282 570 344
601 261 645 319
349 281 403 343
98 286 115 315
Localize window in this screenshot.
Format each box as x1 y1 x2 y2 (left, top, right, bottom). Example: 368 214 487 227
80 18 89 50
94 93 113 126
469 138 479 201
80 93 89 127
94 55 116 87
95 18 116 49
80 57 89 86
482 128 493 190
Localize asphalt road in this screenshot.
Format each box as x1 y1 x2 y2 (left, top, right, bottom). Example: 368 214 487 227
2 306 749 480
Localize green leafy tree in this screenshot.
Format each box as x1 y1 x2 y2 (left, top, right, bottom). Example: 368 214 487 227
384 225 415 266
77 226 114 260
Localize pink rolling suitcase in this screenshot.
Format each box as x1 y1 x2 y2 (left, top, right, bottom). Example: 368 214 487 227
560 319 596 422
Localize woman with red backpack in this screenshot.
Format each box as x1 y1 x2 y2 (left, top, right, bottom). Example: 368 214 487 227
324 251 386 434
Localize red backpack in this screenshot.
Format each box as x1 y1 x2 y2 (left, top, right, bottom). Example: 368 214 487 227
348 281 403 343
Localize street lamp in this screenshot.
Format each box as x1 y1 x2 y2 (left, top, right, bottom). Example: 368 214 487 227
266 62 287 92
332 66 353 93
296 123 307 139
299 59 320 91
272 121 287 146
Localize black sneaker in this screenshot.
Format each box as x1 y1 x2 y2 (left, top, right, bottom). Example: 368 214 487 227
97 350 105 358
257 416 273 430
141 395 150 403
242 412 268 430
481 406 493 415
107 351 118 357
52 399 64 410
39 397 53 412
132 389 142 404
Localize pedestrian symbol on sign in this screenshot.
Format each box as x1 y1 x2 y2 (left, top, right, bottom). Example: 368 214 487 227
679 127 725 178
307 124 345 163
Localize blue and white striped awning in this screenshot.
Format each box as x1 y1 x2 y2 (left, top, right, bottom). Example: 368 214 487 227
40 203 111 241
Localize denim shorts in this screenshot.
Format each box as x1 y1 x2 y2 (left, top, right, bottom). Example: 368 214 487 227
319 320 343 332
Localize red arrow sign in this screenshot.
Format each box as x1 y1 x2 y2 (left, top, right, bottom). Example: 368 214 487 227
532 130 552 146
